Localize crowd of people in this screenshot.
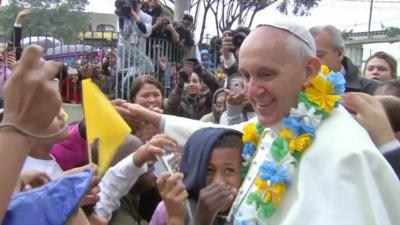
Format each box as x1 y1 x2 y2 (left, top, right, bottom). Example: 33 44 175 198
0 0 400 224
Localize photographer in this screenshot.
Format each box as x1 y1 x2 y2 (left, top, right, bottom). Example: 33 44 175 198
116 0 152 49
165 59 220 119
220 27 255 125
116 0 154 97
142 0 163 24
175 14 195 47
150 16 179 43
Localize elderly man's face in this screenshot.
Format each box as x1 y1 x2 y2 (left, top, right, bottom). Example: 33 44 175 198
313 30 343 72
239 27 315 127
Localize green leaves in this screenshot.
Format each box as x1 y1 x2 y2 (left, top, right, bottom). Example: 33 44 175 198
0 0 90 44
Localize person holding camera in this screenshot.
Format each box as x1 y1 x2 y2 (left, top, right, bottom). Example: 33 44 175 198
220 27 255 125
142 0 163 24
116 0 155 96
165 59 219 120
150 16 180 43
116 0 152 48
175 14 195 47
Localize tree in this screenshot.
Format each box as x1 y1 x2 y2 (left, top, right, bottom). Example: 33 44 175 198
209 0 320 38
161 0 320 45
0 0 90 44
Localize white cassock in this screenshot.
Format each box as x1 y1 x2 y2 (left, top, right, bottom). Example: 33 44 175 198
162 105 400 225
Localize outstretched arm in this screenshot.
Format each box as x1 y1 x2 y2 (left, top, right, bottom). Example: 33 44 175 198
0 45 62 222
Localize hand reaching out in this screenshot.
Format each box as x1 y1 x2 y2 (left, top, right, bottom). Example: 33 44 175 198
133 134 177 167
343 92 396 147
157 172 188 224
3 45 62 137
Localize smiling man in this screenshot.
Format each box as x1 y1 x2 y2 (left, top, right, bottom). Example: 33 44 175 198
118 20 400 225
310 25 381 94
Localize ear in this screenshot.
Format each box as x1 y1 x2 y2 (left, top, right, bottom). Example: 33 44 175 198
394 131 400 141
337 48 345 61
303 57 321 87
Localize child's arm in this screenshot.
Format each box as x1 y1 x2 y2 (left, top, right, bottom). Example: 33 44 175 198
95 134 177 222
153 172 187 225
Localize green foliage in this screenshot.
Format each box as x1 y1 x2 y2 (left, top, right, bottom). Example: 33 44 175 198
0 0 90 44
386 27 400 37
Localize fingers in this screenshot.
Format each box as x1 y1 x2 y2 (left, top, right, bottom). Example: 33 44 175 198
111 98 127 107
149 134 177 149
198 183 236 210
40 60 62 80
343 92 380 115
14 45 43 75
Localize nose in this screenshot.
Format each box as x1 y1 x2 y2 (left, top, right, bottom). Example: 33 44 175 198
212 172 227 185
245 77 264 99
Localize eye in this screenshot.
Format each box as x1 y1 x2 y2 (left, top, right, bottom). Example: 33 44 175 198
225 168 235 175
242 73 250 82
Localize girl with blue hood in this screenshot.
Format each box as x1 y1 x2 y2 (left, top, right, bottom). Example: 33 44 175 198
150 127 243 225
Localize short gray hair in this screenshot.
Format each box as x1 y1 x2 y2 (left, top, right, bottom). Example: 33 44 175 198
310 25 345 50
286 33 316 63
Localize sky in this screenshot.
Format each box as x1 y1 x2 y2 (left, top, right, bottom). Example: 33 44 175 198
85 0 400 66
2 0 400 63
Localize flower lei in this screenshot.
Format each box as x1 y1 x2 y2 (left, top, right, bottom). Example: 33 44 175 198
241 65 345 219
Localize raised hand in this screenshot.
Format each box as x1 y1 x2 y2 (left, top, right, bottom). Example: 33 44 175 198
157 172 188 224
343 92 396 147
3 45 62 137
133 134 177 167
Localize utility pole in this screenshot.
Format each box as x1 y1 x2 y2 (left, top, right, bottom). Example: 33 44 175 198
367 0 374 38
174 0 190 21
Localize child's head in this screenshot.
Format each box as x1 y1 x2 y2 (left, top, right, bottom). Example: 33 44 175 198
180 128 243 201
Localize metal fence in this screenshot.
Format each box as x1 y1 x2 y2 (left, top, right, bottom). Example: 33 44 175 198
1 31 189 102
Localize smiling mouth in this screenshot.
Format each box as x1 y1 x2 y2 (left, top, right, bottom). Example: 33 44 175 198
254 100 275 109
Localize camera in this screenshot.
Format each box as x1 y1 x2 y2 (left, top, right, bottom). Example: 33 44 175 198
228 74 244 94
231 27 250 53
162 18 170 26
115 0 139 18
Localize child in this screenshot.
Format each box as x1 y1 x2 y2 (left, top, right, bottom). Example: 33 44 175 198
150 127 243 225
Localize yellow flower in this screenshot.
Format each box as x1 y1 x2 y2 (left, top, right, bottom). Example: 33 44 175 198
263 182 286 207
280 128 292 140
242 123 259 144
289 133 312 153
255 177 268 192
321 65 330 76
305 75 341 112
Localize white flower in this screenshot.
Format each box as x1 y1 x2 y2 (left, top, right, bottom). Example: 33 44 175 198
290 103 322 127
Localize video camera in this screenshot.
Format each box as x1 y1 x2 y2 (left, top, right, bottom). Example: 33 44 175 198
115 0 140 18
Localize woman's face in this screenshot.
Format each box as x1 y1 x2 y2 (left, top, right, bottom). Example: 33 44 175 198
206 147 242 212
184 72 201 96
365 57 394 81
133 83 163 109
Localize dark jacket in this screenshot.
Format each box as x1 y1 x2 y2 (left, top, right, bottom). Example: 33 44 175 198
165 70 219 119
342 56 381 95
383 147 400 179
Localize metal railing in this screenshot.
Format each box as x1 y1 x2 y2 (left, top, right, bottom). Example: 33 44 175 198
1 31 188 102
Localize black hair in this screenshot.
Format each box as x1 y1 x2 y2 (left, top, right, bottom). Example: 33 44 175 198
213 132 243 150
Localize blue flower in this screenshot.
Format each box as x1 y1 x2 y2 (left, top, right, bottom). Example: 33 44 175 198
259 161 290 185
325 72 346 94
243 142 256 161
283 117 315 138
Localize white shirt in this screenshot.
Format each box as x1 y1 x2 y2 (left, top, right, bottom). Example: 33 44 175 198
22 155 64 180
95 152 148 221
162 105 400 225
